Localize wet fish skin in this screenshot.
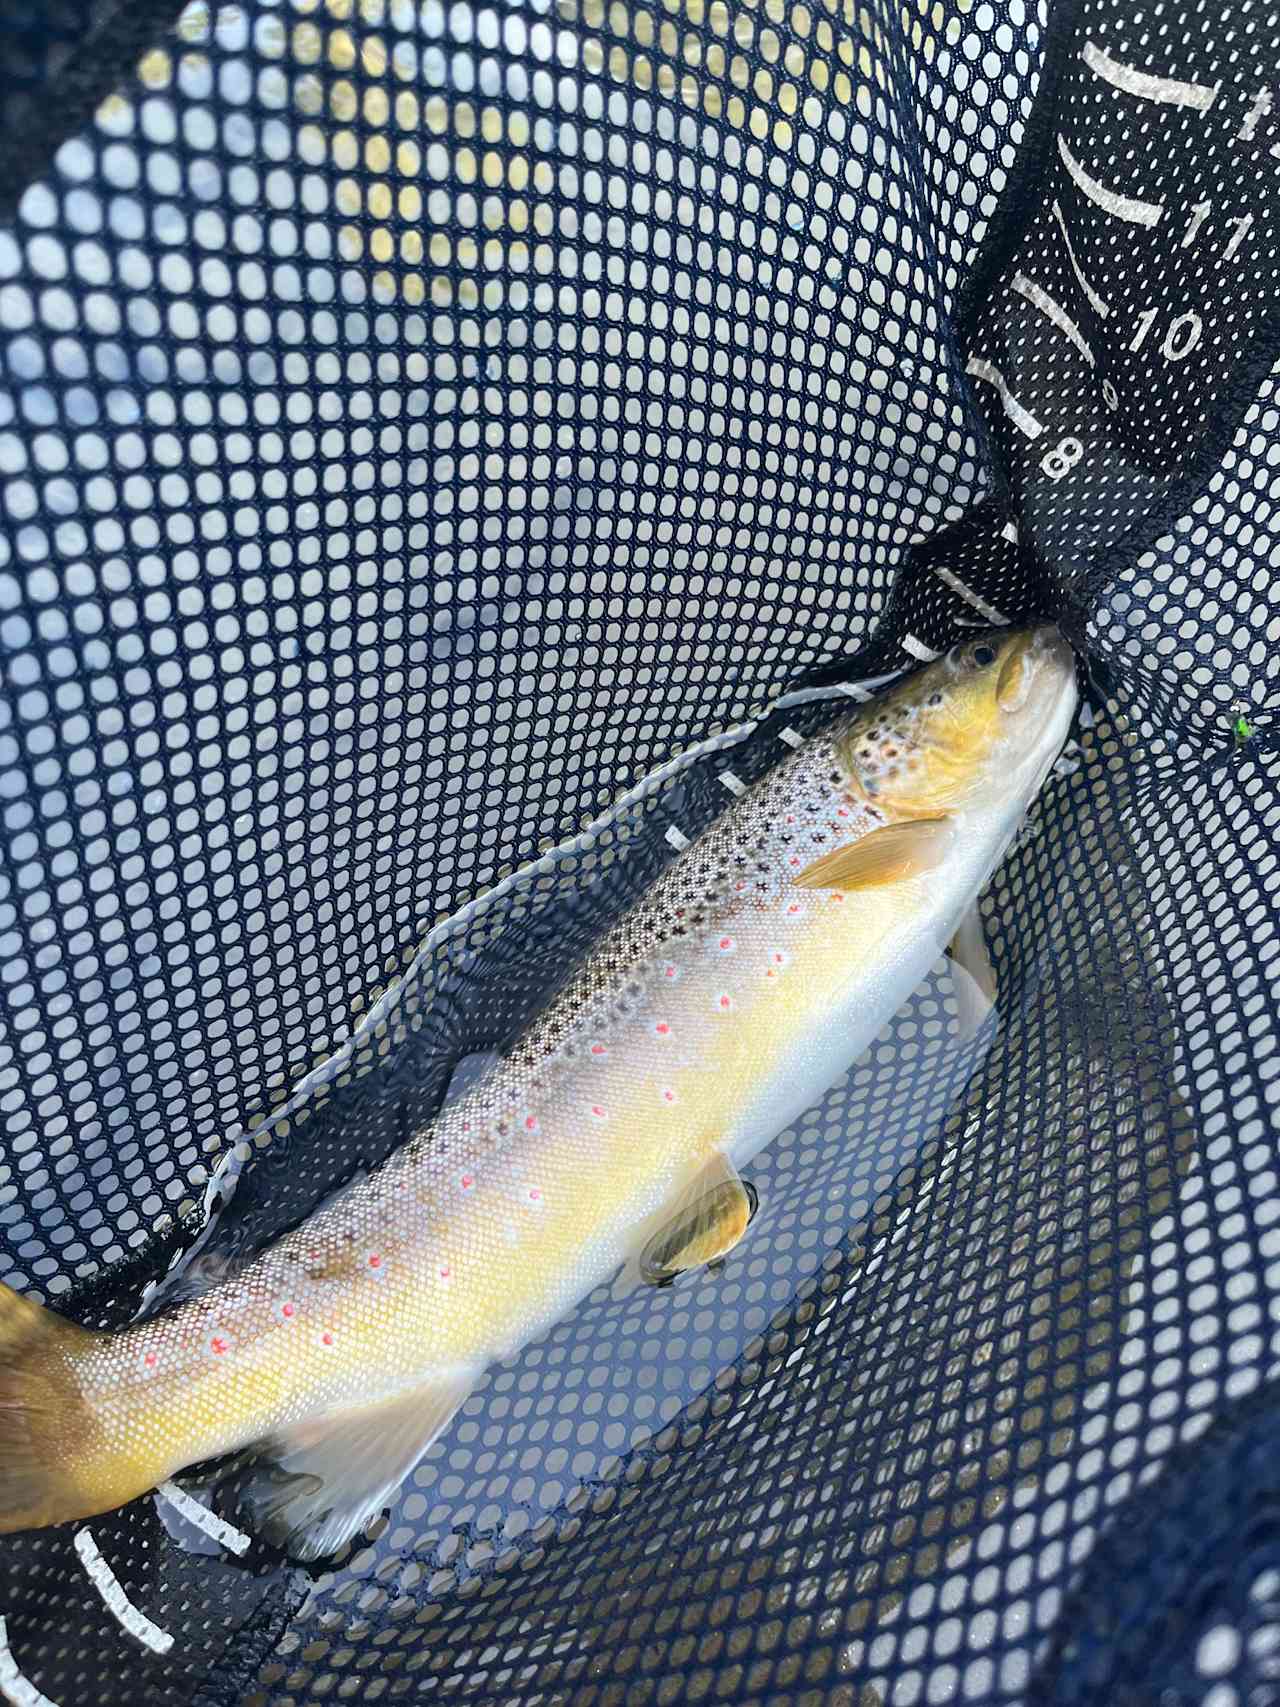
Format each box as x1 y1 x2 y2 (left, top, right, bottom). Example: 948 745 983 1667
0 627 1077 1559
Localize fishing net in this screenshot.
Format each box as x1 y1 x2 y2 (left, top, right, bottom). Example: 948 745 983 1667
0 0 1276 1701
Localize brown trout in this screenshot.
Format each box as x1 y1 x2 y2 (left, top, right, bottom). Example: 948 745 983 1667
0 627 1076 1558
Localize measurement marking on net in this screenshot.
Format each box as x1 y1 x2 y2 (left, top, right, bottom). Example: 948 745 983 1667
157 1481 251 1556
1058 134 1163 226
902 634 943 663
964 357 1045 440
778 726 805 750
1051 200 1111 320
73 1531 173 1655
835 681 876 702
0 1620 59 1707
933 567 1011 627
1081 39 1219 109
664 825 692 851
1011 273 1096 367
1000 519 1019 544
716 770 747 797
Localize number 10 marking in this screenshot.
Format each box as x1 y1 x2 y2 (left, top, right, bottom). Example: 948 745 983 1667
1129 308 1203 361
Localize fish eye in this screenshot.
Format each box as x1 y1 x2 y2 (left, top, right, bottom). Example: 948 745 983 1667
971 643 997 668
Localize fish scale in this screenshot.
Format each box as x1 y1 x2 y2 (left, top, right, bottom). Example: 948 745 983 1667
0 629 1077 1560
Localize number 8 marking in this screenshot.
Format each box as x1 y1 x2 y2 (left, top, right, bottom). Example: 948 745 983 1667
1040 436 1084 480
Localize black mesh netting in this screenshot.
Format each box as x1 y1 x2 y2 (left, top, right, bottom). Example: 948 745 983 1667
0 0 1277 1702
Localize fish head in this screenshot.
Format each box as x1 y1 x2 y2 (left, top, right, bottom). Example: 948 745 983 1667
838 626 1078 816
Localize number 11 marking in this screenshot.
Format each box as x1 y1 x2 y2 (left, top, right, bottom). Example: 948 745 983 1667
1177 201 1254 260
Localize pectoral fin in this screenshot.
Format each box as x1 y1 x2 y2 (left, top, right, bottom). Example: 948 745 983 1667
795 817 953 890
946 901 998 1042
234 1366 482 1561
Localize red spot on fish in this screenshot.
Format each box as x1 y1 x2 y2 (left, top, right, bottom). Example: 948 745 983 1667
830 893 844 903
438 1265 451 1280
368 1253 382 1269
589 1105 606 1119
663 1088 677 1103
789 855 801 867
461 1174 474 1189
719 994 732 1010
664 963 678 978
766 969 776 978
321 1331 335 1347
528 1188 541 1202
786 815 796 824
788 903 801 915
655 1021 670 1036
462 1122 471 1132
774 951 786 964
281 1303 295 1319
524 1115 538 1132
210 1336 229 1356
837 807 849 818
143 1351 157 1368
719 936 734 951
591 1042 607 1056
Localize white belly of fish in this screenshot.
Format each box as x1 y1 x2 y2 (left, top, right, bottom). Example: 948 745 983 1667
726 795 1019 1171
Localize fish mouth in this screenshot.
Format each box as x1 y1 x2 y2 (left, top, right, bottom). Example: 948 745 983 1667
996 625 1076 714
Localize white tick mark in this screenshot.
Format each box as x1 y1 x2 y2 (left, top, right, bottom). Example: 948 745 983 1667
156 1483 251 1557
74 1530 174 1655
0 1615 60 1707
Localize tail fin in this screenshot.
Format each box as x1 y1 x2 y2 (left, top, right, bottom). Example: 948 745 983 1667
0 1280 97 1534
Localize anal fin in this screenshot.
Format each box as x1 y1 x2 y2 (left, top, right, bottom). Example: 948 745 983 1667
234 1366 481 1561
